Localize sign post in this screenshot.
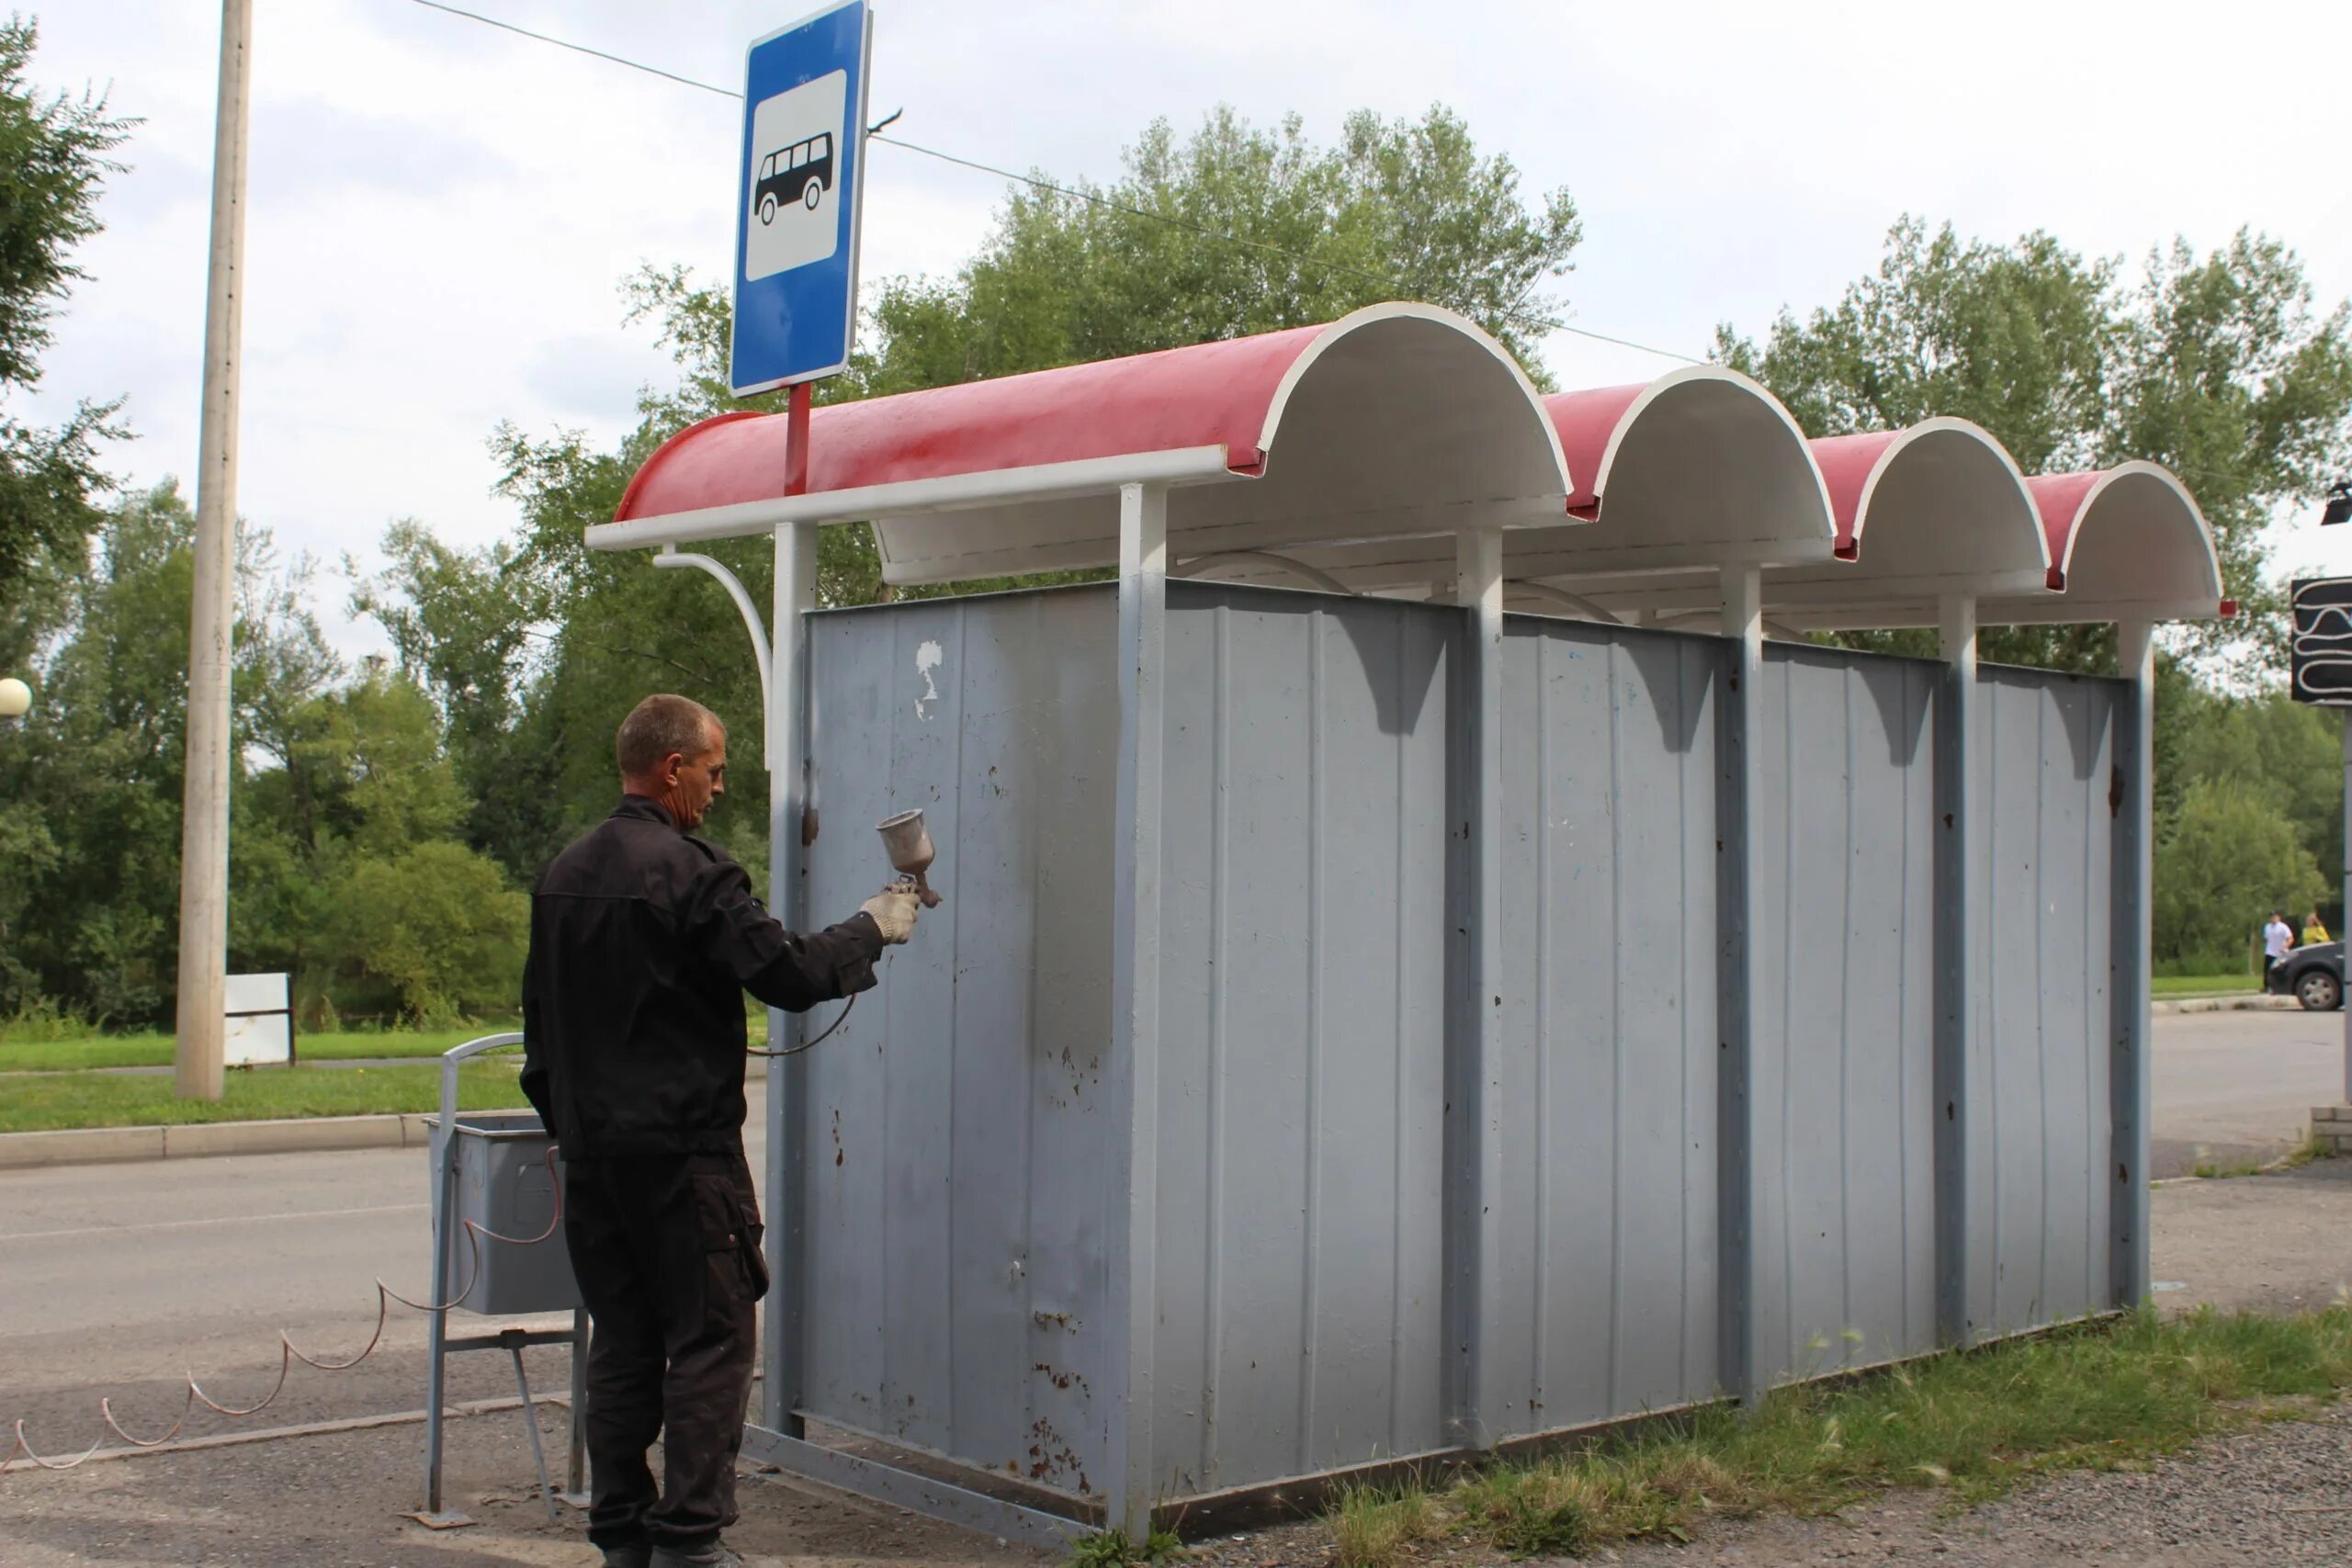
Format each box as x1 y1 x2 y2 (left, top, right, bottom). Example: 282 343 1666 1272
729 0 872 1438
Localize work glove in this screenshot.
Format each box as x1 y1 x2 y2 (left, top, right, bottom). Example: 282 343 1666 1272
860 885 921 944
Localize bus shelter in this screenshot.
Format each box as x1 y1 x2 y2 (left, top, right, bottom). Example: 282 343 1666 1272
586 303 2225 1547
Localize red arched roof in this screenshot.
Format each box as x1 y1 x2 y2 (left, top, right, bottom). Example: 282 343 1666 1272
615 304 1569 529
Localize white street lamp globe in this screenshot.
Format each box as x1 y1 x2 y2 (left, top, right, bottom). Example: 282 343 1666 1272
0 677 29 719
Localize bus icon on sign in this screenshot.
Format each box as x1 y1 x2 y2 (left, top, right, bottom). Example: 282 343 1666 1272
755 131 833 224
741 68 846 281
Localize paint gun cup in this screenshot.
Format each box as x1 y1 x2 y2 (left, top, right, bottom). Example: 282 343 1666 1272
876 809 944 908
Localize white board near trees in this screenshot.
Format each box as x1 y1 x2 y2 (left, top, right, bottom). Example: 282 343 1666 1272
222 972 293 1067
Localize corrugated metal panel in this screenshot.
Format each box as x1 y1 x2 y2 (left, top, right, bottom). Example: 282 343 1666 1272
1149 583 1455 1495
1489 617 1723 1434
799 586 1118 1497
1750 647 1939 1381
1970 666 2120 1337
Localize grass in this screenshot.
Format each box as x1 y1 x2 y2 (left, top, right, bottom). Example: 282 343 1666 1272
1329 1482 1444 1567
1064 1527 1184 1568
1317 1307 2352 1566
2190 1134 2333 1180
0 1058 533 1134
2151 973 2261 997
0 1021 526 1073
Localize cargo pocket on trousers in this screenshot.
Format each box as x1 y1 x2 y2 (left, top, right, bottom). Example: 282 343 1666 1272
692 1174 767 1307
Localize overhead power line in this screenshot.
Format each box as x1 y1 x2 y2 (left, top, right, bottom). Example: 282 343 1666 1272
401 0 1704 365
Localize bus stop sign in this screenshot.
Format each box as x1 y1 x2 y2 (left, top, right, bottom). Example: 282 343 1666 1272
730 1 872 395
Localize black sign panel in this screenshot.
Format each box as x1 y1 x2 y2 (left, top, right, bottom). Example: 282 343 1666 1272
2291 577 2352 705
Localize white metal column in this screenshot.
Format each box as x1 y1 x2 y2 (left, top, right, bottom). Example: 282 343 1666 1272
1935 595 1977 1344
1715 565 1764 1404
1105 481 1168 1539
763 521 817 1434
1446 525 1505 1446
2111 618 2155 1309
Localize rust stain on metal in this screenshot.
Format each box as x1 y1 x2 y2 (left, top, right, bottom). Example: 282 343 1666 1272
1031 1361 1091 1394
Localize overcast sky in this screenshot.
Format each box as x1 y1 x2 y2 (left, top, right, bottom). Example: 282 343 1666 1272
26 0 2352 662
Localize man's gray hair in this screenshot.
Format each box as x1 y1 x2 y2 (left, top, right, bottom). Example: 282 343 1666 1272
616 694 722 777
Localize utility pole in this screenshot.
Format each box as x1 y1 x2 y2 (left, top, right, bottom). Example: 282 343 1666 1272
175 0 254 1102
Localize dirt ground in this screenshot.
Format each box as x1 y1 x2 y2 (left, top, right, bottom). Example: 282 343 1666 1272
6 1163 2352 1567
1 1398 1050 1568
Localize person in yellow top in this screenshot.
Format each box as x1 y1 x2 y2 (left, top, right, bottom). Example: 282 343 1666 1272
2304 910 2332 946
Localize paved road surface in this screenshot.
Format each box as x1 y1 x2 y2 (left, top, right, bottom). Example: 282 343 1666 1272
2153 1004 2342 1175
0 1010 2342 1456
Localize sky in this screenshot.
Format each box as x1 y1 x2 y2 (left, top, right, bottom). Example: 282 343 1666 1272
24 0 2352 665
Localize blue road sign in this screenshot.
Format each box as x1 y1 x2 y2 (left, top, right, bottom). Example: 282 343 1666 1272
730 1 871 395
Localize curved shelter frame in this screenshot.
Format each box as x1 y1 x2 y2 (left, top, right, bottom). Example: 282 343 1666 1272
582 304 2228 1549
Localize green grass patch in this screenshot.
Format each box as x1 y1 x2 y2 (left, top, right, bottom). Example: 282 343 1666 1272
1329 1481 1442 1568
1328 1308 2352 1562
2192 1134 2334 1180
2151 973 2260 997
0 1059 532 1134
0 1021 525 1073
1063 1526 1184 1568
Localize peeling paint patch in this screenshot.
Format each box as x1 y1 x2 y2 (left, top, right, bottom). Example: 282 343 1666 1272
914 639 944 719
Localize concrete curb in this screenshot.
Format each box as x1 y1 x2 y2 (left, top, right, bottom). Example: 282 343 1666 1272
0 1111 440 1171
2150 994 2301 1016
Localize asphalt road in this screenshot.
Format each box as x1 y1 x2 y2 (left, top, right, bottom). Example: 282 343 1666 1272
2152 1003 2345 1175
0 1011 2343 1456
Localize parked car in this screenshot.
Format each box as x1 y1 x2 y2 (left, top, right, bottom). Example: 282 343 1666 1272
2273 941 2344 1010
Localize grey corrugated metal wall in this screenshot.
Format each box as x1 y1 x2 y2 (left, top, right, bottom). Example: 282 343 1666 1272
1750 647 1940 1381
799 587 1119 1496
1149 583 1456 1495
1969 666 2120 1337
1488 617 1724 1435
788 586 2135 1514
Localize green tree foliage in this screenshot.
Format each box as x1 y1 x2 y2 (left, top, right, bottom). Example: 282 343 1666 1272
1 484 336 1021
2154 779 2324 970
1 482 529 1028
0 18 130 632
1716 218 2352 672
321 841 528 1025
368 103 1575 883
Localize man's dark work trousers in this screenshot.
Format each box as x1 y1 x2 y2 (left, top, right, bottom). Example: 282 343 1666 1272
563 1147 767 1552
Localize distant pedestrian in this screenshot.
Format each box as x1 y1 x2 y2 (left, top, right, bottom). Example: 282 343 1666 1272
2265 909 2296 991
2305 909 2332 947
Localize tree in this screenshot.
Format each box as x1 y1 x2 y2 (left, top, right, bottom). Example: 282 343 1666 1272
322 840 527 1024
2153 779 2324 969
1716 218 2352 673
0 483 339 1023
0 18 130 627
373 102 1577 878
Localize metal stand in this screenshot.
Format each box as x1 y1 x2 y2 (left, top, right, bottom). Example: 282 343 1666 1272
414 1032 588 1529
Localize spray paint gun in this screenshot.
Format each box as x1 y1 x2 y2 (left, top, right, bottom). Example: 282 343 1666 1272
875 809 945 908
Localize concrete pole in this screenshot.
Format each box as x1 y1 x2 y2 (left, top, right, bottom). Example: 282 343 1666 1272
174 0 254 1102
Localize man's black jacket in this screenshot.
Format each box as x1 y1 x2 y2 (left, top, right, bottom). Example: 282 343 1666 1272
520 795 885 1159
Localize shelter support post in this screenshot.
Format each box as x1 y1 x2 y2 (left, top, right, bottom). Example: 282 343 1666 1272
1106 481 1168 1539
763 520 817 1436
2111 619 2155 1310
1934 596 1976 1346
1715 565 1764 1405
1445 525 1506 1446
